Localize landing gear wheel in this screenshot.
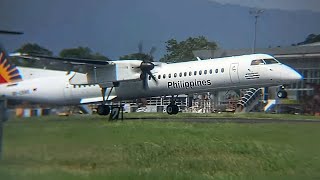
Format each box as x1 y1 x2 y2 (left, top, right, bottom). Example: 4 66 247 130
277 90 287 99
167 104 179 115
97 105 110 115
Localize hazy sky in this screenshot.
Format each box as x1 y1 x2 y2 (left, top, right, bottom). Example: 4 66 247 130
209 0 320 12
1 0 320 59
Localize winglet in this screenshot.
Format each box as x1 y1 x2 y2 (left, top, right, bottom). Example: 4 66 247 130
196 57 202 61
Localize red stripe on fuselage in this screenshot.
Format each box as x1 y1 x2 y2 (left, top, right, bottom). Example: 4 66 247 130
0 74 8 84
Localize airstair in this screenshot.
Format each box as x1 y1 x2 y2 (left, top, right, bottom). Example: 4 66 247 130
235 88 262 113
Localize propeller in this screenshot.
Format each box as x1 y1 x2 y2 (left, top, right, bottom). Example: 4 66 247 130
136 41 158 89
139 61 158 89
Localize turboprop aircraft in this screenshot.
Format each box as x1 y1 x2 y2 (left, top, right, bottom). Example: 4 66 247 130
1 46 302 115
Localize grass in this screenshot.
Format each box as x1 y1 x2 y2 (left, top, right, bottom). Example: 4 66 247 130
0 115 320 179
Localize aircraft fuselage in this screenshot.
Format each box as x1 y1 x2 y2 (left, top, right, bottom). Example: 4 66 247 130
0 54 302 105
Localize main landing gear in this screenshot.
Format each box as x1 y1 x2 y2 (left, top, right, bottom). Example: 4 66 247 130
166 95 179 115
97 86 113 116
277 86 288 99
97 104 110 115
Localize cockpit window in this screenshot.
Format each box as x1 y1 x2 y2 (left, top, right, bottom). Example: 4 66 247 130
263 58 279 64
251 59 265 65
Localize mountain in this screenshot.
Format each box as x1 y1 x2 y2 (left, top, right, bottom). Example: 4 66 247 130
1 0 320 59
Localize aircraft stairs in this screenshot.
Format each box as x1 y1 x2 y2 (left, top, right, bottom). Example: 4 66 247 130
235 88 262 113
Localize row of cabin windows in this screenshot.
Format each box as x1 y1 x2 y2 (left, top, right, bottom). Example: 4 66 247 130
73 84 98 88
150 68 225 80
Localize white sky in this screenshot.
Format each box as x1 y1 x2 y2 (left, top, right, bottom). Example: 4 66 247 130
208 0 320 12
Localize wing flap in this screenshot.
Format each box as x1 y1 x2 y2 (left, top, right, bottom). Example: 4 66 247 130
80 96 117 104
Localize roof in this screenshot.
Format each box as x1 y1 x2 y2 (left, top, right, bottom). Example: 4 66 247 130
193 44 320 59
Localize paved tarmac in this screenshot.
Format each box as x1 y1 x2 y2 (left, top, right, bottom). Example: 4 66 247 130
126 118 320 124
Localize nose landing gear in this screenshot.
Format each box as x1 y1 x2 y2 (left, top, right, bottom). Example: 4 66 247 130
277 86 288 99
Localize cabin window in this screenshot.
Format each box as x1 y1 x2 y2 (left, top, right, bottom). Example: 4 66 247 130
221 68 224 73
189 71 192 76
168 73 171 78
179 72 182 77
174 73 177 78
204 70 207 75
158 75 161 79
194 71 197 75
184 72 187 76
149 76 151 80
163 74 166 79
199 70 202 75
209 69 213 74
215 69 218 73
251 59 265 65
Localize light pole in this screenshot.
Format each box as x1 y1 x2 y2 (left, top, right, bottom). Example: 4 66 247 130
250 9 264 53
0 97 7 160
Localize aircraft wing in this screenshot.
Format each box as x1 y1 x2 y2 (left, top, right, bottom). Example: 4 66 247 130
10 53 150 87
10 53 110 66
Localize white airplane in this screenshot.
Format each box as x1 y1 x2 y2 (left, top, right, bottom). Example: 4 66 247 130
0 46 302 115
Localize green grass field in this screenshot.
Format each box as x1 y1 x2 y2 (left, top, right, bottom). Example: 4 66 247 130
0 114 320 179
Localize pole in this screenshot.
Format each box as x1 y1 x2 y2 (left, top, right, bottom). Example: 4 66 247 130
250 9 264 53
253 15 258 53
0 97 7 160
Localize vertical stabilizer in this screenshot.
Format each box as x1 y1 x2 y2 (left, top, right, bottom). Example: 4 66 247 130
0 45 22 84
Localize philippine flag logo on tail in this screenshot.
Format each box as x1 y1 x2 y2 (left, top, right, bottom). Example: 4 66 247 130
0 47 22 84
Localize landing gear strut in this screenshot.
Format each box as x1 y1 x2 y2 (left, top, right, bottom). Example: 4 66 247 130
166 95 179 115
97 86 113 116
277 86 288 99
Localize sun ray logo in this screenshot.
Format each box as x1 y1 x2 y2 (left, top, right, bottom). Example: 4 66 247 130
0 52 22 84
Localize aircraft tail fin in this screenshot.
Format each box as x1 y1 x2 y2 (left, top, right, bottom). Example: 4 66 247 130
0 45 23 84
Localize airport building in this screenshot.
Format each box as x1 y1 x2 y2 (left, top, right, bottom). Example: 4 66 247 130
193 43 320 114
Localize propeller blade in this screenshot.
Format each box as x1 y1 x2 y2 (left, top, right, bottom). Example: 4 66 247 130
142 72 148 89
149 46 156 56
138 41 143 54
146 71 158 84
0 30 23 35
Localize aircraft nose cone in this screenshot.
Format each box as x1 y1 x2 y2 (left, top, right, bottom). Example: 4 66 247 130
285 67 303 82
292 71 303 81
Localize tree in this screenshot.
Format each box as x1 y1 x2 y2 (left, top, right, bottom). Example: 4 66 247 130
119 53 153 61
16 43 53 55
119 42 156 62
13 43 53 67
297 33 320 45
160 36 218 63
59 46 109 60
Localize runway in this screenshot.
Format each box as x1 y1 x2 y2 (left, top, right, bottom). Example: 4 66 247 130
126 118 320 124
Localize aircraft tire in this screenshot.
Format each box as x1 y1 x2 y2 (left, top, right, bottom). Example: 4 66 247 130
97 105 110 115
166 105 174 115
172 105 179 114
166 104 179 115
277 90 287 99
